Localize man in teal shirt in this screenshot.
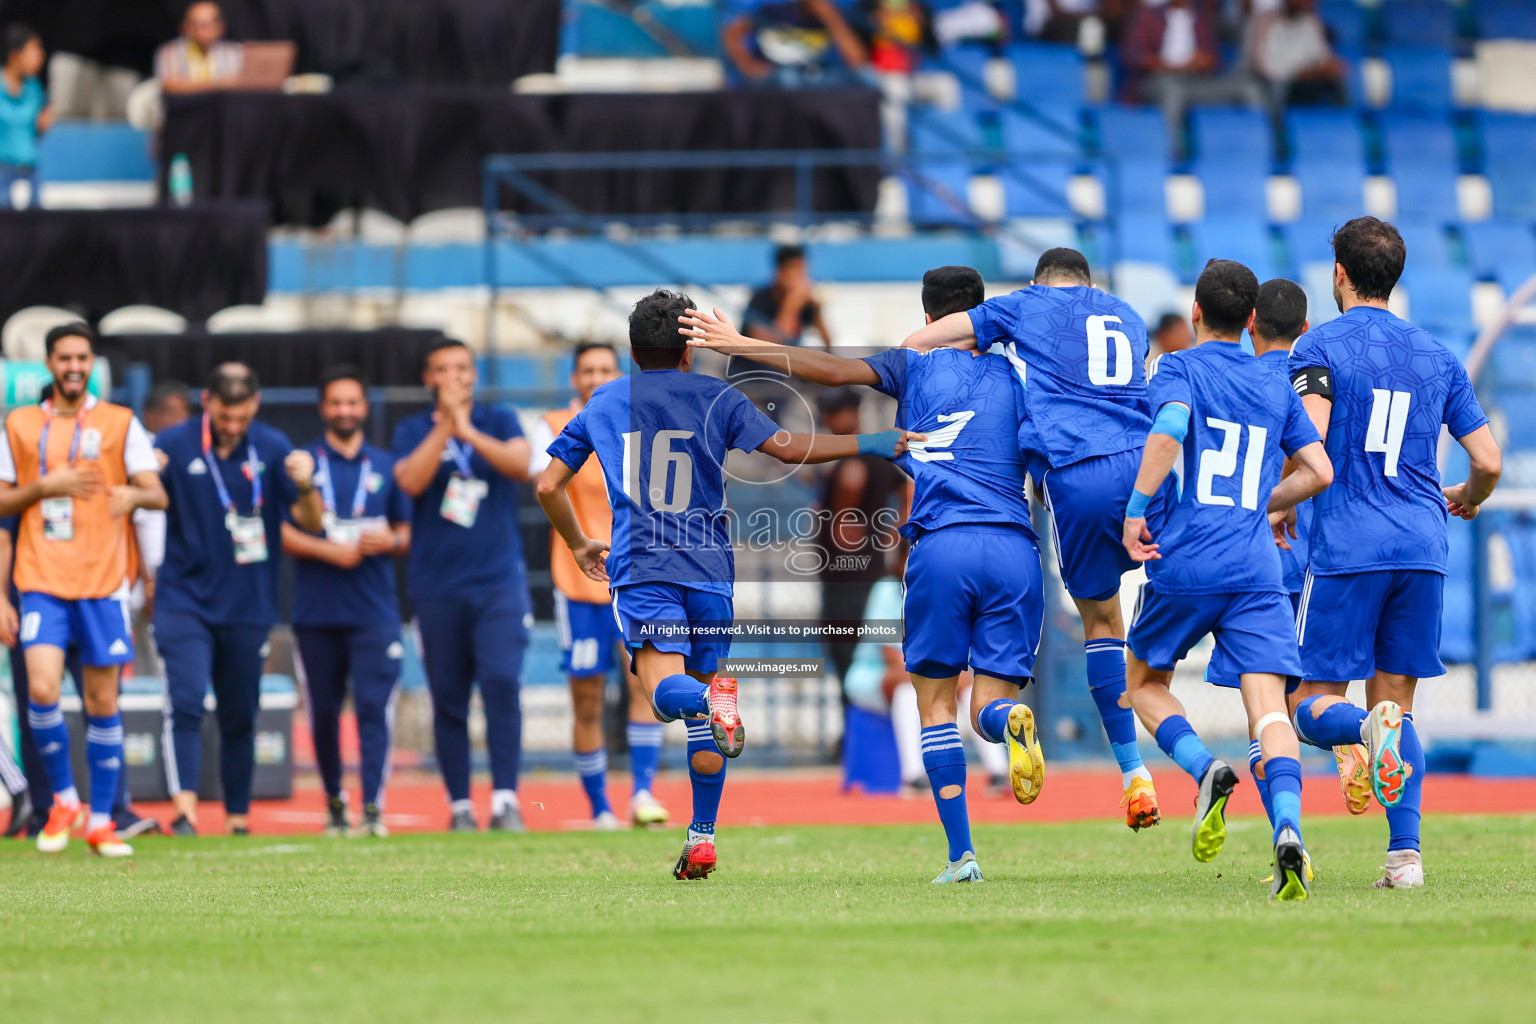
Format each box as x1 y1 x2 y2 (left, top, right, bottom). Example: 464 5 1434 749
0 24 52 208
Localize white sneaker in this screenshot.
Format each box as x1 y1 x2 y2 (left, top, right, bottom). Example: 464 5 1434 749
593 810 623 831
629 790 670 828
1375 850 1425 889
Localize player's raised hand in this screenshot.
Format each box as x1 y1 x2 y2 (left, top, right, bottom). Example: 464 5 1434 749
1443 482 1481 521
40 463 102 499
679 306 753 351
285 449 316 490
1122 517 1160 562
574 538 611 582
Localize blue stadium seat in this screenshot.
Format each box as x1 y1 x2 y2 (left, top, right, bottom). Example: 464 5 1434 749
1287 109 1366 221
1461 221 1536 278
561 0 668 58
1005 42 1086 110
1478 112 1536 219
1494 262 1536 297
1319 0 1368 49
639 2 719 57
905 165 976 227
908 108 986 155
1186 218 1281 282
1400 265 1475 337
1190 108 1273 218
1396 218 1456 266
1113 213 1177 266
35 124 155 182
1283 219 1338 267
1381 0 1460 48
1382 45 1455 110
1490 328 1536 388
997 107 1082 159
1475 0 1536 40
1092 107 1171 214
1379 111 1461 220
1000 164 1075 218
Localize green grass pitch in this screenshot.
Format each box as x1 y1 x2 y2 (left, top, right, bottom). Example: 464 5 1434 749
1 815 1532 1023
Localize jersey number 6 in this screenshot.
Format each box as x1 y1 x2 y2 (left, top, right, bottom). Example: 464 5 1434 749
1086 315 1133 386
622 429 694 512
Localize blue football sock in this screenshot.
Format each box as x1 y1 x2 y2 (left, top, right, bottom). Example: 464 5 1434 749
973 699 1013 745
685 719 725 830
921 723 972 862
1248 740 1275 830
1293 696 1367 749
85 713 125 824
1085 640 1145 777
1153 715 1214 783
1265 756 1303 844
574 747 611 818
653 674 708 722
27 700 76 803
1386 712 1424 852
626 722 663 796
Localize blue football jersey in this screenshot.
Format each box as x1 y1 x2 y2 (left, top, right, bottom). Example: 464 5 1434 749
862 348 1034 540
1145 341 1321 595
1260 348 1310 593
968 285 1152 471
546 369 780 596
1288 306 1487 576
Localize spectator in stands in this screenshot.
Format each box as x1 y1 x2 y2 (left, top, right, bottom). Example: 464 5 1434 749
743 245 834 348
1121 0 1264 155
1153 311 1193 354
1246 0 1346 107
854 0 932 75
723 0 870 85
815 388 905 701
1025 0 1128 46
0 24 53 209
155 2 244 95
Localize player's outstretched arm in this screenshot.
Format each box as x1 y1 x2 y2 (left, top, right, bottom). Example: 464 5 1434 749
900 311 977 352
1121 429 1181 562
679 307 880 388
1267 441 1334 514
535 458 609 581
758 429 924 466
1444 424 1502 520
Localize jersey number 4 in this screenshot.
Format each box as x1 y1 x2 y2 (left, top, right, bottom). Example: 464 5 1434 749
1197 418 1268 510
621 429 694 512
1365 389 1412 477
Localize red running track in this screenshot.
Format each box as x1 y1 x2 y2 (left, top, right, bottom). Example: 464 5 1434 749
120 768 1536 835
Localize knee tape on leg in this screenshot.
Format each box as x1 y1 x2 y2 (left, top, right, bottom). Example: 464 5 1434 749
1255 711 1294 741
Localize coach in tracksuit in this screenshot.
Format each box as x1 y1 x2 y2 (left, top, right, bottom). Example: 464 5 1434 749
393 339 532 832
283 366 410 838
155 364 323 835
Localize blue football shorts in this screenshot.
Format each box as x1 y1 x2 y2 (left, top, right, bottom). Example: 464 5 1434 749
1296 569 1445 682
1129 584 1302 679
555 592 622 677
1039 449 1153 603
18 590 134 667
1205 590 1303 690
902 523 1043 685
610 581 733 675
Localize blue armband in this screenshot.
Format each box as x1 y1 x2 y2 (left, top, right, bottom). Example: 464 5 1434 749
857 429 904 459
1125 489 1154 520
1150 403 1191 443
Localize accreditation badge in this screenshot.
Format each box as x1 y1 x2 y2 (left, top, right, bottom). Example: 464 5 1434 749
40 497 73 541
227 511 269 564
440 475 487 528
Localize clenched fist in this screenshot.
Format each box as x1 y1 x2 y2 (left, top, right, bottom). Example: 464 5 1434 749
285 449 316 490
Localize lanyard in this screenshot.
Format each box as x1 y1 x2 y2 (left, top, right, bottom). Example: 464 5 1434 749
38 398 87 473
316 446 371 519
446 438 475 478
201 413 261 515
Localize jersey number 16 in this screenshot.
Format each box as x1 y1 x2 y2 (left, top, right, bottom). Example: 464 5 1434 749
622 429 694 512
